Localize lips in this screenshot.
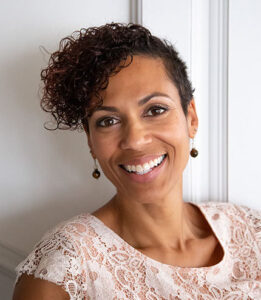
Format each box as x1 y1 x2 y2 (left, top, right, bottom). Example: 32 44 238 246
119 153 168 183
119 153 167 175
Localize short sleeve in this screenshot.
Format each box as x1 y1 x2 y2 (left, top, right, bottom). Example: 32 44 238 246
15 230 84 300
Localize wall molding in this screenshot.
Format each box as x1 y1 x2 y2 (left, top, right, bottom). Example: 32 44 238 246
189 0 229 203
0 242 25 279
208 0 229 202
190 0 210 203
130 0 143 24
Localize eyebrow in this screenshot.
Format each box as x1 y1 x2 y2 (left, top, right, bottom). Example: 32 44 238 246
93 92 171 113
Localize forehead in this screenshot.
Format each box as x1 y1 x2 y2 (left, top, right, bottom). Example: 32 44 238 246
100 55 179 105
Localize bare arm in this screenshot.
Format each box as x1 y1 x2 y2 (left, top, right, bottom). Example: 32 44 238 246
13 274 70 300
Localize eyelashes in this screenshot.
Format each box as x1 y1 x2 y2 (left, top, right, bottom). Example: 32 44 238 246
145 105 168 117
95 105 169 128
96 117 120 128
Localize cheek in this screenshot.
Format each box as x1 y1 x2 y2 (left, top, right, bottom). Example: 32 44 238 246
154 120 190 168
155 117 189 144
90 134 117 161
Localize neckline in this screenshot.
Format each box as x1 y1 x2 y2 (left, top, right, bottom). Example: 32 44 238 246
87 202 226 271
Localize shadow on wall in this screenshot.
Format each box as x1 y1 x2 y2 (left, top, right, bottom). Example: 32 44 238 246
0 47 115 264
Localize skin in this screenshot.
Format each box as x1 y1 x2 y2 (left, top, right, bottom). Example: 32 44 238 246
13 55 223 299
12 274 70 300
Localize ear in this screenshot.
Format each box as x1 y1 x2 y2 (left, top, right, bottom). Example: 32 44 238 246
186 99 198 138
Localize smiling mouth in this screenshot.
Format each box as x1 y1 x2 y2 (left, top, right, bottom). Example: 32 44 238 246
119 154 167 175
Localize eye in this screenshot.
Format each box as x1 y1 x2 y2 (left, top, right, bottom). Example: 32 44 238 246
96 117 120 128
145 105 168 117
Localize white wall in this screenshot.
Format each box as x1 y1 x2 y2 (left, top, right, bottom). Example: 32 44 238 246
228 0 261 209
0 270 14 300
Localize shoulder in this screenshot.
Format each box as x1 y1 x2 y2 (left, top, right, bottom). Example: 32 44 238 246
196 201 241 223
16 212 96 266
38 212 96 241
197 201 261 220
15 213 95 300
234 204 261 250
198 201 261 250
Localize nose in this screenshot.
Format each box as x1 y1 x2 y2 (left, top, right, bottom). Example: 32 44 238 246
119 121 152 150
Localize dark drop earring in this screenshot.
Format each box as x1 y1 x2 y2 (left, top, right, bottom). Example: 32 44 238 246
92 158 101 179
190 138 198 158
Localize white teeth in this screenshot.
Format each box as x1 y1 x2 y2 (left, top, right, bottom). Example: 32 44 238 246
136 165 143 172
143 163 150 170
138 168 151 175
122 154 166 174
126 165 132 172
149 161 154 168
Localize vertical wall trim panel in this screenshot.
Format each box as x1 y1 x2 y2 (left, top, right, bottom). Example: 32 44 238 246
130 0 143 24
190 0 210 203
190 0 229 203
208 0 229 202
188 0 197 204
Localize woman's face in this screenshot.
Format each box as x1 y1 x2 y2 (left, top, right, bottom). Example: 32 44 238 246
86 56 198 202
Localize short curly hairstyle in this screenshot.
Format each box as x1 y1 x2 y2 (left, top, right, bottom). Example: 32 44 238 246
40 22 194 131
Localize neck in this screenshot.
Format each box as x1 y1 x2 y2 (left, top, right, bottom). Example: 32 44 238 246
109 183 202 251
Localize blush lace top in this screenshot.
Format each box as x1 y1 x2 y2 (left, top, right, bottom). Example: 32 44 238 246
15 202 261 299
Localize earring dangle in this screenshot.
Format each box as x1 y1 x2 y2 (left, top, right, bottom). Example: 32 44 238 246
190 138 198 158
92 158 101 179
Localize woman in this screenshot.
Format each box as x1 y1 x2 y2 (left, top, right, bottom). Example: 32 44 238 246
13 23 261 299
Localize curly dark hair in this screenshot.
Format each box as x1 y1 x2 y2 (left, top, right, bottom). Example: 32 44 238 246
40 22 194 131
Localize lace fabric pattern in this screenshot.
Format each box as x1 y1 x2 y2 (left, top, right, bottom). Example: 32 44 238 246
15 202 261 299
